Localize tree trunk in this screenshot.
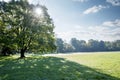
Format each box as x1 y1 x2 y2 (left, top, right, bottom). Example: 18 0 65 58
2 50 7 56
20 47 27 58
1 47 7 56
20 49 25 58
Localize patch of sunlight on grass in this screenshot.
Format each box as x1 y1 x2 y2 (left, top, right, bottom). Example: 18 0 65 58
56 51 120 79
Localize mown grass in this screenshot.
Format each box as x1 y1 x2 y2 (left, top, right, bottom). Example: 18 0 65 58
0 52 120 80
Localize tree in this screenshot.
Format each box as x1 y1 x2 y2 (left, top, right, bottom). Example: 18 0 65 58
70 38 80 52
104 41 113 51
78 40 86 52
56 38 120 53
99 40 106 51
115 40 120 50
0 0 56 58
111 40 120 51
63 43 74 53
87 39 100 51
56 38 64 53
0 1 17 55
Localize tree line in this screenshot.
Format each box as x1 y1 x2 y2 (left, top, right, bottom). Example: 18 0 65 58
56 38 120 53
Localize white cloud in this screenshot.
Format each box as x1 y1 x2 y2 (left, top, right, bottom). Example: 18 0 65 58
83 5 109 14
106 0 120 6
56 19 120 42
72 0 88 2
103 19 120 27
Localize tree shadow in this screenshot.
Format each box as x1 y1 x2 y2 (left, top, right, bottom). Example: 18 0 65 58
0 56 120 80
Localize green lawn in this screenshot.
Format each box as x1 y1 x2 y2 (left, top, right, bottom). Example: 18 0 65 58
0 52 120 80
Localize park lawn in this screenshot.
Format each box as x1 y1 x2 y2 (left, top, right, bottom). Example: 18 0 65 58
55 52 120 79
0 52 120 80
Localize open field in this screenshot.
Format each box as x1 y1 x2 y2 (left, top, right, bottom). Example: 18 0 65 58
0 52 120 80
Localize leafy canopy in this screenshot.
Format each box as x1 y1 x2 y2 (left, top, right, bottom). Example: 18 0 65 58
0 0 56 56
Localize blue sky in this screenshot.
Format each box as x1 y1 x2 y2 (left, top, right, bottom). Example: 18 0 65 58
2 0 120 42
44 0 120 42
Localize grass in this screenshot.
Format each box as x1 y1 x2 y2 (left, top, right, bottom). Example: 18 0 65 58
0 52 120 80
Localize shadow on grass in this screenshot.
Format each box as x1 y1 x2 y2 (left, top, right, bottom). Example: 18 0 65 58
0 56 120 80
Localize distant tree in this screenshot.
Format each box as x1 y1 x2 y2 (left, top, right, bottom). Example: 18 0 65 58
115 40 120 50
70 38 87 52
87 39 100 51
104 41 113 51
78 40 86 52
63 43 75 52
99 40 106 51
56 38 120 53
0 0 56 58
70 38 80 52
112 40 120 51
56 38 64 53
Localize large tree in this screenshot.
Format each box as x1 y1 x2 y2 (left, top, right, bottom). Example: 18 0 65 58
0 0 56 58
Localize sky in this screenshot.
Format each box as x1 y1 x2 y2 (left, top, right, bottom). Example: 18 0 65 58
2 0 120 42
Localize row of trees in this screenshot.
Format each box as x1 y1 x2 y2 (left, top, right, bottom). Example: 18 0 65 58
56 38 120 53
0 0 56 58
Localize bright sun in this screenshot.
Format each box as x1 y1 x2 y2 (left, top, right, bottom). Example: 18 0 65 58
35 8 43 15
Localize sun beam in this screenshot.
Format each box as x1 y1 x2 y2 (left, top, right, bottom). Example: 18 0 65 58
35 7 43 15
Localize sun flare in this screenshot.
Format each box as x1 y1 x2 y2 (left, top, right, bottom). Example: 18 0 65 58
35 7 43 15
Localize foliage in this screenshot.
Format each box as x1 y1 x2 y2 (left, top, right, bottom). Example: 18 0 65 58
56 38 120 53
0 0 56 57
56 38 74 53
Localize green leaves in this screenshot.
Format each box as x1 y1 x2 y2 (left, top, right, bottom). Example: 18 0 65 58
0 0 56 55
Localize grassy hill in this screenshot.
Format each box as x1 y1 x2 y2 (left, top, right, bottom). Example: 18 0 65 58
0 52 120 80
